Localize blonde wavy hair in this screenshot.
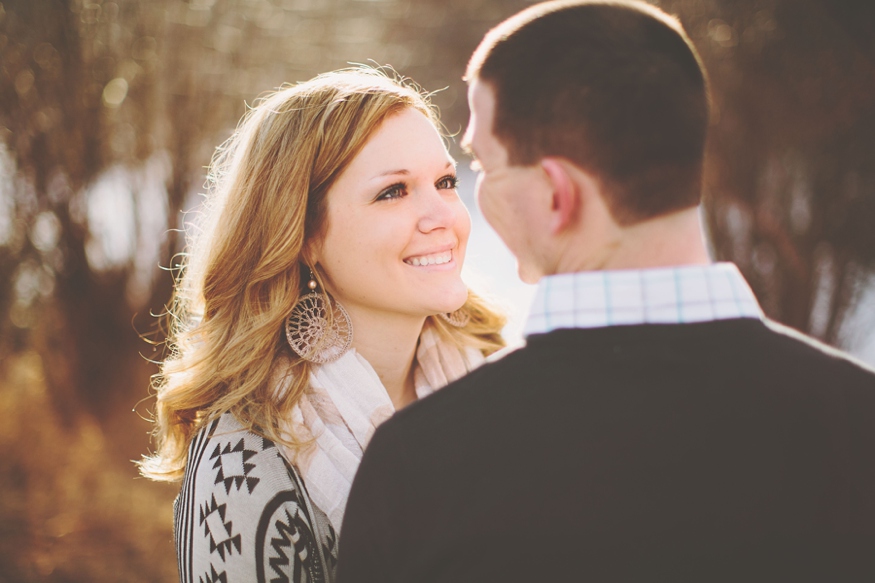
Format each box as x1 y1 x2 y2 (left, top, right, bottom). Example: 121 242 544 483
140 68 506 482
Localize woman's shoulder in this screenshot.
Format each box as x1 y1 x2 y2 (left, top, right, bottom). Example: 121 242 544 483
184 412 290 491
176 412 337 582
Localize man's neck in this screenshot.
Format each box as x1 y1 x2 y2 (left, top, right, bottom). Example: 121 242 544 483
555 206 711 274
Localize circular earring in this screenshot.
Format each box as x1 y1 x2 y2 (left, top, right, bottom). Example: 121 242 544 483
285 271 352 363
437 308 470 328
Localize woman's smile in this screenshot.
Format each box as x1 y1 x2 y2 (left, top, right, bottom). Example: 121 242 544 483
403 248 455 267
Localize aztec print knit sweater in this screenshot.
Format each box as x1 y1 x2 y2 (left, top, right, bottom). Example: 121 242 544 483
175 413 337 583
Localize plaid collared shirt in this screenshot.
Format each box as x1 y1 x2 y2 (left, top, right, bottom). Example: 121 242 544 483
523 262 763 337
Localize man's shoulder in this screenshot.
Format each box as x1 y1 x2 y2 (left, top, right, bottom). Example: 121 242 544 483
759 318 875 380
380 337 568 437
422 339 544 394
378 319 875 444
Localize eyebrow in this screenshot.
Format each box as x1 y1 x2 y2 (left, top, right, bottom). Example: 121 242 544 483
376 169 411 178
373 160 456 180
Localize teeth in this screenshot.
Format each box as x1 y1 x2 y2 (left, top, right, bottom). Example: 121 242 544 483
405 251 452 266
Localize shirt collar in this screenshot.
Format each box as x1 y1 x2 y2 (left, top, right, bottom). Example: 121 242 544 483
523 262 763 337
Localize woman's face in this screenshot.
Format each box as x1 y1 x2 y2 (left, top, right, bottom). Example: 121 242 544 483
313 107 471 324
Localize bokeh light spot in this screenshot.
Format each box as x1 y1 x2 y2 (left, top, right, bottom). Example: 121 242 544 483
102 77 129 107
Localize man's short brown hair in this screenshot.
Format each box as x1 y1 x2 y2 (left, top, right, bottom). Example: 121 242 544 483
466 0 710 225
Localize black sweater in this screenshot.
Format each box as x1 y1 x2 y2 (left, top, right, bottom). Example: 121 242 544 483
338 319 875 582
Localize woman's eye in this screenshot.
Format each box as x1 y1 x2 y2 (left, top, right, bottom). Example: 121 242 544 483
377 183 408 201
436 175 459 190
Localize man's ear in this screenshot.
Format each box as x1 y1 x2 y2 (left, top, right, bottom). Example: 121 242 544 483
541 158 579 235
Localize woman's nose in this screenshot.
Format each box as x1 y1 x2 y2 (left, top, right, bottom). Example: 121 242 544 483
417 188 456 233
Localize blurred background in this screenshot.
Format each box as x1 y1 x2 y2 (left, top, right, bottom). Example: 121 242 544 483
1 0 874 580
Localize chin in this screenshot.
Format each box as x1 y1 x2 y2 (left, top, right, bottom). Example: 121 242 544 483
430 288 468 314
437 299 468 314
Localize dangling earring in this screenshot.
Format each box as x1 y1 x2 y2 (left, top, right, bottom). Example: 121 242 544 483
437 308 470 328
285 270 352 363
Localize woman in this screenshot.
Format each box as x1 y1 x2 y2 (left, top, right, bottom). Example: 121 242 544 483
139 68 505 582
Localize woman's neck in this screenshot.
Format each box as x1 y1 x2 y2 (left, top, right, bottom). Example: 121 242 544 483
345 309 424 410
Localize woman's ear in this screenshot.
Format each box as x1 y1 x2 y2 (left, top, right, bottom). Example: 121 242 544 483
300 237 320 270
541 158 579 235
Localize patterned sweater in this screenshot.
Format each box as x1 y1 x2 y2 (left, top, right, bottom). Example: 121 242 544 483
175 413 337 583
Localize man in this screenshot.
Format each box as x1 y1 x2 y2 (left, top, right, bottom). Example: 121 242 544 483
337 1 875 580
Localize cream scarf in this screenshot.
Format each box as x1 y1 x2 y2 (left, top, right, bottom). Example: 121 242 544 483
279 324 484 532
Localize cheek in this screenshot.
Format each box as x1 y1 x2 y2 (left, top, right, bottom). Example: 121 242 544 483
319 211 372 275
475 179 496 221
474 174 489 207
477 182 505 227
